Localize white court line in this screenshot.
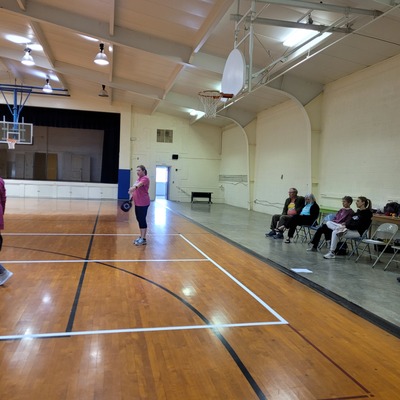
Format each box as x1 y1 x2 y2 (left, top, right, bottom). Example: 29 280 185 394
2 259 208 264
1 232 287 340
0 321 285 341
180 234 288 324
3 233 181 236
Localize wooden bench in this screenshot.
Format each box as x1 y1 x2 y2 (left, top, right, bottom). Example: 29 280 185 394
191 192 212 204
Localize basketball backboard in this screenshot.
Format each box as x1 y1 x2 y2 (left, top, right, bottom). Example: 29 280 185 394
221 49 246 99
0 121 33 145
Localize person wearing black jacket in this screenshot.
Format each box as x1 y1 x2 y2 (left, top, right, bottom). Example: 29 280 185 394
284 194 320 243
323 196 372 259
266 188 305 239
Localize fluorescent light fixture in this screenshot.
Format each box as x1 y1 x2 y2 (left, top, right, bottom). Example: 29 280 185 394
6 34 29 44
283 28 332 50
283 29 318 47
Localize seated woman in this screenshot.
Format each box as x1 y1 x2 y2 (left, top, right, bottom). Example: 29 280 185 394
307 196 354 251
323 196 373 259
284 194 320 243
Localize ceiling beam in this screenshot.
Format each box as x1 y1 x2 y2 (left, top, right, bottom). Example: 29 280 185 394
54 61 166 99
0 0 193 63
256 0 383 16
230 14 353 33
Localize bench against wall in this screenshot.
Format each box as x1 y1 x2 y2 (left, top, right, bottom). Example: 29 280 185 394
191 192 212 204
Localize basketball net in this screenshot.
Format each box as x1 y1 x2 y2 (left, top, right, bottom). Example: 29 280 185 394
7 139 17 150
198 90 222 118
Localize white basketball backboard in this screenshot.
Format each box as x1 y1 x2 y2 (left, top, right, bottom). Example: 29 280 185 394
221 49 246 98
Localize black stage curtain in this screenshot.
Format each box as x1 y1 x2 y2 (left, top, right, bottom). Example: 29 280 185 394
0 104 120 183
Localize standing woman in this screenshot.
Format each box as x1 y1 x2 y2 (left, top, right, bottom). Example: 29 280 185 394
0 177 13 285
128 165 150 246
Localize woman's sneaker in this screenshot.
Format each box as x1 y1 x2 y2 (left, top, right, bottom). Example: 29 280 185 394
133 237 141 245
323 251 335 259
0 267 13 285
135 237 147 246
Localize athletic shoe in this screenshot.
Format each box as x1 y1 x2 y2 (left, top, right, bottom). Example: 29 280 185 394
133 237 141 244
135 237 147 246
306 246 317 252
0 268 13 285
273 232 284 239
323 251 336 259
284 238 291 243
266 230 276 237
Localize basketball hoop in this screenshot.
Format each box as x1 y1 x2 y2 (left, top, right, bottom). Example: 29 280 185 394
198 91 233 118
7 138 17 150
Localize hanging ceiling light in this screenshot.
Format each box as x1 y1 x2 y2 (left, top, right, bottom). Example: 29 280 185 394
94 43 109 65
42 76 53 93
98 84 109 97
21 47 35 66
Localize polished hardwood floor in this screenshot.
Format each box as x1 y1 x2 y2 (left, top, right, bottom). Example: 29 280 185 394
0 198 399 400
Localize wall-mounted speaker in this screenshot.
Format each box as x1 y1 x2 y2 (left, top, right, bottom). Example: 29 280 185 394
172 154 179 160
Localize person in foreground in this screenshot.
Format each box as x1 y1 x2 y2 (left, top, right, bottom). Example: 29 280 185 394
284 194 320 243
128 165 150 246
323 196 373 259
307 196 354 251
266 188 305 239
0 176 13 285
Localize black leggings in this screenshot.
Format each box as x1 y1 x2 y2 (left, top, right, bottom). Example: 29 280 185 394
135 205 149 229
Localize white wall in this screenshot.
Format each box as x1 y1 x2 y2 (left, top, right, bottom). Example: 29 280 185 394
317 54 400 211
220 124 249 209
252 99 312 215
130 112 224 203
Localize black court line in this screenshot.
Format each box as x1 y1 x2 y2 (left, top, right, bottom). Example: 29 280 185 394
65 202 102 332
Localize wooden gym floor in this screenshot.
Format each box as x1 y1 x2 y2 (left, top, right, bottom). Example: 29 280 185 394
0 198 399 400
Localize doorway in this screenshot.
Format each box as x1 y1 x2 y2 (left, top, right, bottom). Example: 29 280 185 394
156 166 170 199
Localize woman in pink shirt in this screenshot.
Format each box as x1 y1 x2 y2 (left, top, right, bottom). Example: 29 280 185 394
128 165 150 246
0 177 13 285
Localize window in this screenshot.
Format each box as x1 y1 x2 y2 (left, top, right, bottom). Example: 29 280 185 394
157 129 173 143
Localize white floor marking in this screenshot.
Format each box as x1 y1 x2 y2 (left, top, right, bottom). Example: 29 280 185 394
1 259 208 264
0 321 285 341
179 234 288 324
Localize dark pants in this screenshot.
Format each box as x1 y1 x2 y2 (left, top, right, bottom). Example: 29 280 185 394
310 224 333 247
270 214 293 231
134 205 149 229
287 215 315 238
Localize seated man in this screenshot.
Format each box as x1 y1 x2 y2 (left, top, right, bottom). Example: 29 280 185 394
266 188 305 239
307 196 354 251
284 194 320 243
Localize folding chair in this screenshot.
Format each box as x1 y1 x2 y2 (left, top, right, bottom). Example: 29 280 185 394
355 223 399 267
384 245 400 271
337 225 370 259
293 218 319 243
309 213 335 249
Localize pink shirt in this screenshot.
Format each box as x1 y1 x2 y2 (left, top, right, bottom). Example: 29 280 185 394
132 175 150 206
0 177 6 230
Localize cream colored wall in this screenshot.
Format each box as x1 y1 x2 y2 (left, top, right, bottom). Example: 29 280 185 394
252 100 312 215
318 54 400 211
130 112 223 202
220 124 249 209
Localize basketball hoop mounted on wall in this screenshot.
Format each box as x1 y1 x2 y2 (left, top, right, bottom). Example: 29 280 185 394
198 90 233 118
7 138 17 150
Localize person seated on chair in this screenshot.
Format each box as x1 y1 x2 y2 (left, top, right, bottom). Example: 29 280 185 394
266 188 305 239
323 196 373 259
284 194 320 243
307 196 354 252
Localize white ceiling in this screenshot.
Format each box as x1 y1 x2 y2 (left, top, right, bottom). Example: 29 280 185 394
1 0 400 127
